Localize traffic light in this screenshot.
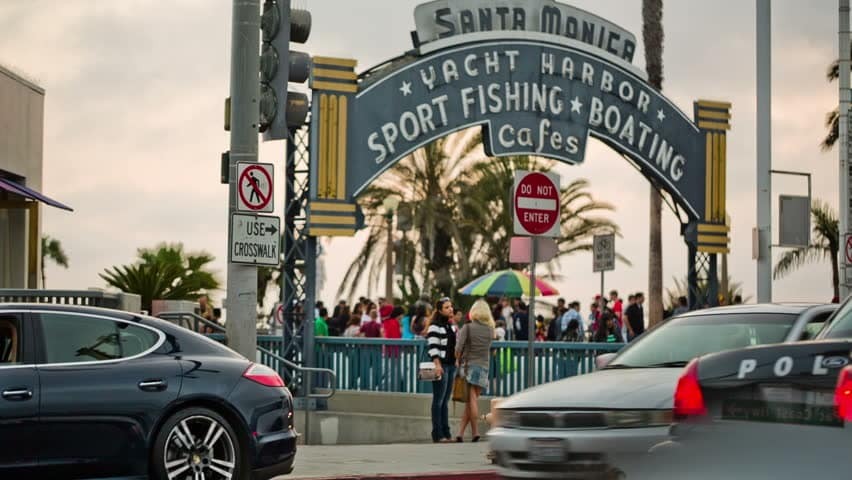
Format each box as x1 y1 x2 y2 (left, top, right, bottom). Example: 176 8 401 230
260 0 312 141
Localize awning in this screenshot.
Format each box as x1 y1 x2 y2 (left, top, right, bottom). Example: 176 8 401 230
0 177 73 211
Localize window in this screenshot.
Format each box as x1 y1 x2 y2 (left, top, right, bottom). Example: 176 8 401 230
40 313 160 364
0 315 20 364
801 311 833 340
819 299 852 340
608 313 797 368
119 323 160 357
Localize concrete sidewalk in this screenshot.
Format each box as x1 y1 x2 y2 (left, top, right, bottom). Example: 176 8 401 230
276 442 496 480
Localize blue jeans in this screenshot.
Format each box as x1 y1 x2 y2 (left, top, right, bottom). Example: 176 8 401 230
431 364 456 441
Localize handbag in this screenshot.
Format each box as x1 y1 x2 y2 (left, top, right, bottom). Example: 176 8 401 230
453 326 471 402
418 361 440 381
452 371 469 403
418 343 440 381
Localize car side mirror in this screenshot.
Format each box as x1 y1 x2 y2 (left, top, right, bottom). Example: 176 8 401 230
596 353 617 370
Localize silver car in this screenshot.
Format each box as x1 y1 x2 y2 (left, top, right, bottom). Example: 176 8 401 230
487 303 836 479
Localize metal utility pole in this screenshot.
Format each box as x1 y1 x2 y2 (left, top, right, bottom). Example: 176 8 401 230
385 215 394 302
526 238 538 388
226 0 260 358
756 0 772 303
840 0 851 300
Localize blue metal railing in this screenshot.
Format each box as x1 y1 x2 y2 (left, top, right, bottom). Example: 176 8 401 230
0 288 138 311
204 334 624 397
313 338 624 396
223 336 620 396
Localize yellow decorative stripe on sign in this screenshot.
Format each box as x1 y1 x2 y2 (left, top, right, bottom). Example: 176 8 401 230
697 223 730 233
697 245 730 254
705 133 713 222
697 234 730 245
309 227 356 237
316 93 349 200
328 95 339 198
312 81 358 93
314 68 358 81
698 120 731 131
696 99 732 109
336 95 348 200
697 109 732 120
318 94 330 198
719 133 727 222
313 57 358 68
311 201 356 213
310 215 356 226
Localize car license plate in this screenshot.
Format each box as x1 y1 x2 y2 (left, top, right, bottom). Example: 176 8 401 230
528 438 565 463
722 399 843 428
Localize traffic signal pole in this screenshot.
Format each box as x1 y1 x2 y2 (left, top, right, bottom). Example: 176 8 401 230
840 0 850 300
755 0 772 303
226 0 260 359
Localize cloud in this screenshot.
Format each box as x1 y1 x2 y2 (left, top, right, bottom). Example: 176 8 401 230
3 0 843 311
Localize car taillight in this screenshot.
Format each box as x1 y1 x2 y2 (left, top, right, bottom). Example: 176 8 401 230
834 366 852 421
243 363 285 387
673 359 707 419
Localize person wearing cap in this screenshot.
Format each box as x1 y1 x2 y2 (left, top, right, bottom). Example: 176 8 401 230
381 306 406 391
378 297 394 321
382 306 404 360
383 306 404 341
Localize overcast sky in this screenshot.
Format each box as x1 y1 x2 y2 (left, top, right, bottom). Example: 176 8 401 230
0 0 842 311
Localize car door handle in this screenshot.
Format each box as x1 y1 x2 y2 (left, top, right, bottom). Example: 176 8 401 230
2 388 33 401
138 379 167 392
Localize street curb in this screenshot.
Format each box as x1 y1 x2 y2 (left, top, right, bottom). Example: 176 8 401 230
295 470 498 480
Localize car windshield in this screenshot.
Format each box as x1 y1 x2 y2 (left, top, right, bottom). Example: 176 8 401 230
607 313 797 368
818 298 852 339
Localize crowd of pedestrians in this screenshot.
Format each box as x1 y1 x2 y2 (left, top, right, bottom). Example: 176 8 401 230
302 291 744 443
302 288 745 346
308 291 649 346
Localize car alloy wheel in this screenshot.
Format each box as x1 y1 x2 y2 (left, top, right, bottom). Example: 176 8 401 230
157 409 239 480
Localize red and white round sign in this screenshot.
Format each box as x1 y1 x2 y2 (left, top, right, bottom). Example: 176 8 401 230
513 171 560 236
237 162 274 213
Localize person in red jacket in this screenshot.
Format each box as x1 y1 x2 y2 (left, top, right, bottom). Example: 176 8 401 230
383 307 403 336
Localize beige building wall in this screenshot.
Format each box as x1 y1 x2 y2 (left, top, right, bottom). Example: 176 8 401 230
0 65 45 288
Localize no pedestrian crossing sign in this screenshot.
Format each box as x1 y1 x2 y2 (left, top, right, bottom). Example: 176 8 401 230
229 213 280 266
237 162 274 213
513 170 561 237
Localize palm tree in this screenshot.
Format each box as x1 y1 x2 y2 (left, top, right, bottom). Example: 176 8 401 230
100 243 220 312
665 275 750 311
41 235 69 288
820 51 852 151
643 0 665 327
455 155 624 279
336 130 622 302
773 200 840 300
336 132 482 300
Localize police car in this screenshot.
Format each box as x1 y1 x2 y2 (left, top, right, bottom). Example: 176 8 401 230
650 298 852 479
487 303 836 480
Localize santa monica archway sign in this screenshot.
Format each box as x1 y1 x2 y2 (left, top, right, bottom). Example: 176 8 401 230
304 0 732 306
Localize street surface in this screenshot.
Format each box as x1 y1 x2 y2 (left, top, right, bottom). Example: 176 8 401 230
280 442 494 479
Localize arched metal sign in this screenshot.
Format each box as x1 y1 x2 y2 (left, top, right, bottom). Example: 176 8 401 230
302 0 732 307
350 41 705 219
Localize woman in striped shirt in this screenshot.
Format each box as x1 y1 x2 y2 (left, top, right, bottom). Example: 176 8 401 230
426 297 457 443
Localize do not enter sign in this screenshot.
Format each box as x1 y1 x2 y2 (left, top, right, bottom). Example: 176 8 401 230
513 171 561 237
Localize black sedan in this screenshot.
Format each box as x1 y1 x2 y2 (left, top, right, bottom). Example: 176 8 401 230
0 303 296 479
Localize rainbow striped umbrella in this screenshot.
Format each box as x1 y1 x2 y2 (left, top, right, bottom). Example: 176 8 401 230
457 269 559 297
